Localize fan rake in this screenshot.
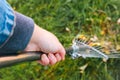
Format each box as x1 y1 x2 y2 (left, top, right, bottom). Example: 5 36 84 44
0 34 120 68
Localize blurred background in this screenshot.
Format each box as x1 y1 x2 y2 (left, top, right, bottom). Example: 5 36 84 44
0 0 120 80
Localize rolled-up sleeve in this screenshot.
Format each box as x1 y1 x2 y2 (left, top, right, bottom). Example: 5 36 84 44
0 0 34 56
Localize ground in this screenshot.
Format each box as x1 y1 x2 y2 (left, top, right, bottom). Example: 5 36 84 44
0 0 120 80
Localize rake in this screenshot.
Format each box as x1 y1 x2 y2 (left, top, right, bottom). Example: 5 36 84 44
0 34 120 68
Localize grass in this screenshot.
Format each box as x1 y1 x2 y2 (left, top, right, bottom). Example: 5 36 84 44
0 0 120 80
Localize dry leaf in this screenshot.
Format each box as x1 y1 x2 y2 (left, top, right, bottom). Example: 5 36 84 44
116 45 120 51
89 42 101 46
79 63 88 74
78 35 87 40
90 35 98 42
103 58 108 62
100 30 105 35
65 27 71 32
117 18 120 25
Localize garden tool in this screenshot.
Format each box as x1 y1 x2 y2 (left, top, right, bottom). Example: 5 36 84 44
0 34 120 68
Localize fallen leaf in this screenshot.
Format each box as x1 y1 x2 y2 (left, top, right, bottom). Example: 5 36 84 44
103 58 108 62
79 63 88 74
65 27 71 32
78 35 87 40
117 18 120 25
90 35 98 42
116 45 120 51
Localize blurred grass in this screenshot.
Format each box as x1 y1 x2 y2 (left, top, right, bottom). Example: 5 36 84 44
0 0 120 80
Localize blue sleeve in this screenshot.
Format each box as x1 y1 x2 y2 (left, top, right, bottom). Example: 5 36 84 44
0 0 34 56
0 0 15 47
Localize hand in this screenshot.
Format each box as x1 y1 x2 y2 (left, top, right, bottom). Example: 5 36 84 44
25 24 66 65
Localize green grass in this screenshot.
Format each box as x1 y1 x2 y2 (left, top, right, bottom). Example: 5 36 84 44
0 0 120 80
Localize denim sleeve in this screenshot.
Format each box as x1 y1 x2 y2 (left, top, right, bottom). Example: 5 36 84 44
0 0 15 47
0 0 34 56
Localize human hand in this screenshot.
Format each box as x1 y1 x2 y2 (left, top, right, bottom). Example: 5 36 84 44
25 24 66 65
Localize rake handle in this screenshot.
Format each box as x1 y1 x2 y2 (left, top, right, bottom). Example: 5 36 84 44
0 48 73 68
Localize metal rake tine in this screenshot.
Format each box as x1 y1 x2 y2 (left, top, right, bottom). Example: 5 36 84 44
107 53 120 58
77 38 84 42
93 46 104 50
86 40 93 45
108 49 118 53
83 38 90 44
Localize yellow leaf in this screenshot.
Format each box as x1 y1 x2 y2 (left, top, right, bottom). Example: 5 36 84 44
78 35 87 40
116 45 120 51
89 42 101 46
79 63 88 74
100 31 105 35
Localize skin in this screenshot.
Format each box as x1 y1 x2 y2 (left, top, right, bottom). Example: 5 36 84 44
25 24 66 65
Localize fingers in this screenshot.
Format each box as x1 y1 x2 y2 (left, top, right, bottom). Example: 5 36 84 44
38 54 49 66
38 53 64 66
48 53 57 65
58 47 66 60
55 53 61 62
38 46 66 66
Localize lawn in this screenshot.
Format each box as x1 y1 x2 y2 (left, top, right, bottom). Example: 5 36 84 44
0 0 120 80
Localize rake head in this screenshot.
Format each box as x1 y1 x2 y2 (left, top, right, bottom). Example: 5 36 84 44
68 34 120 60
